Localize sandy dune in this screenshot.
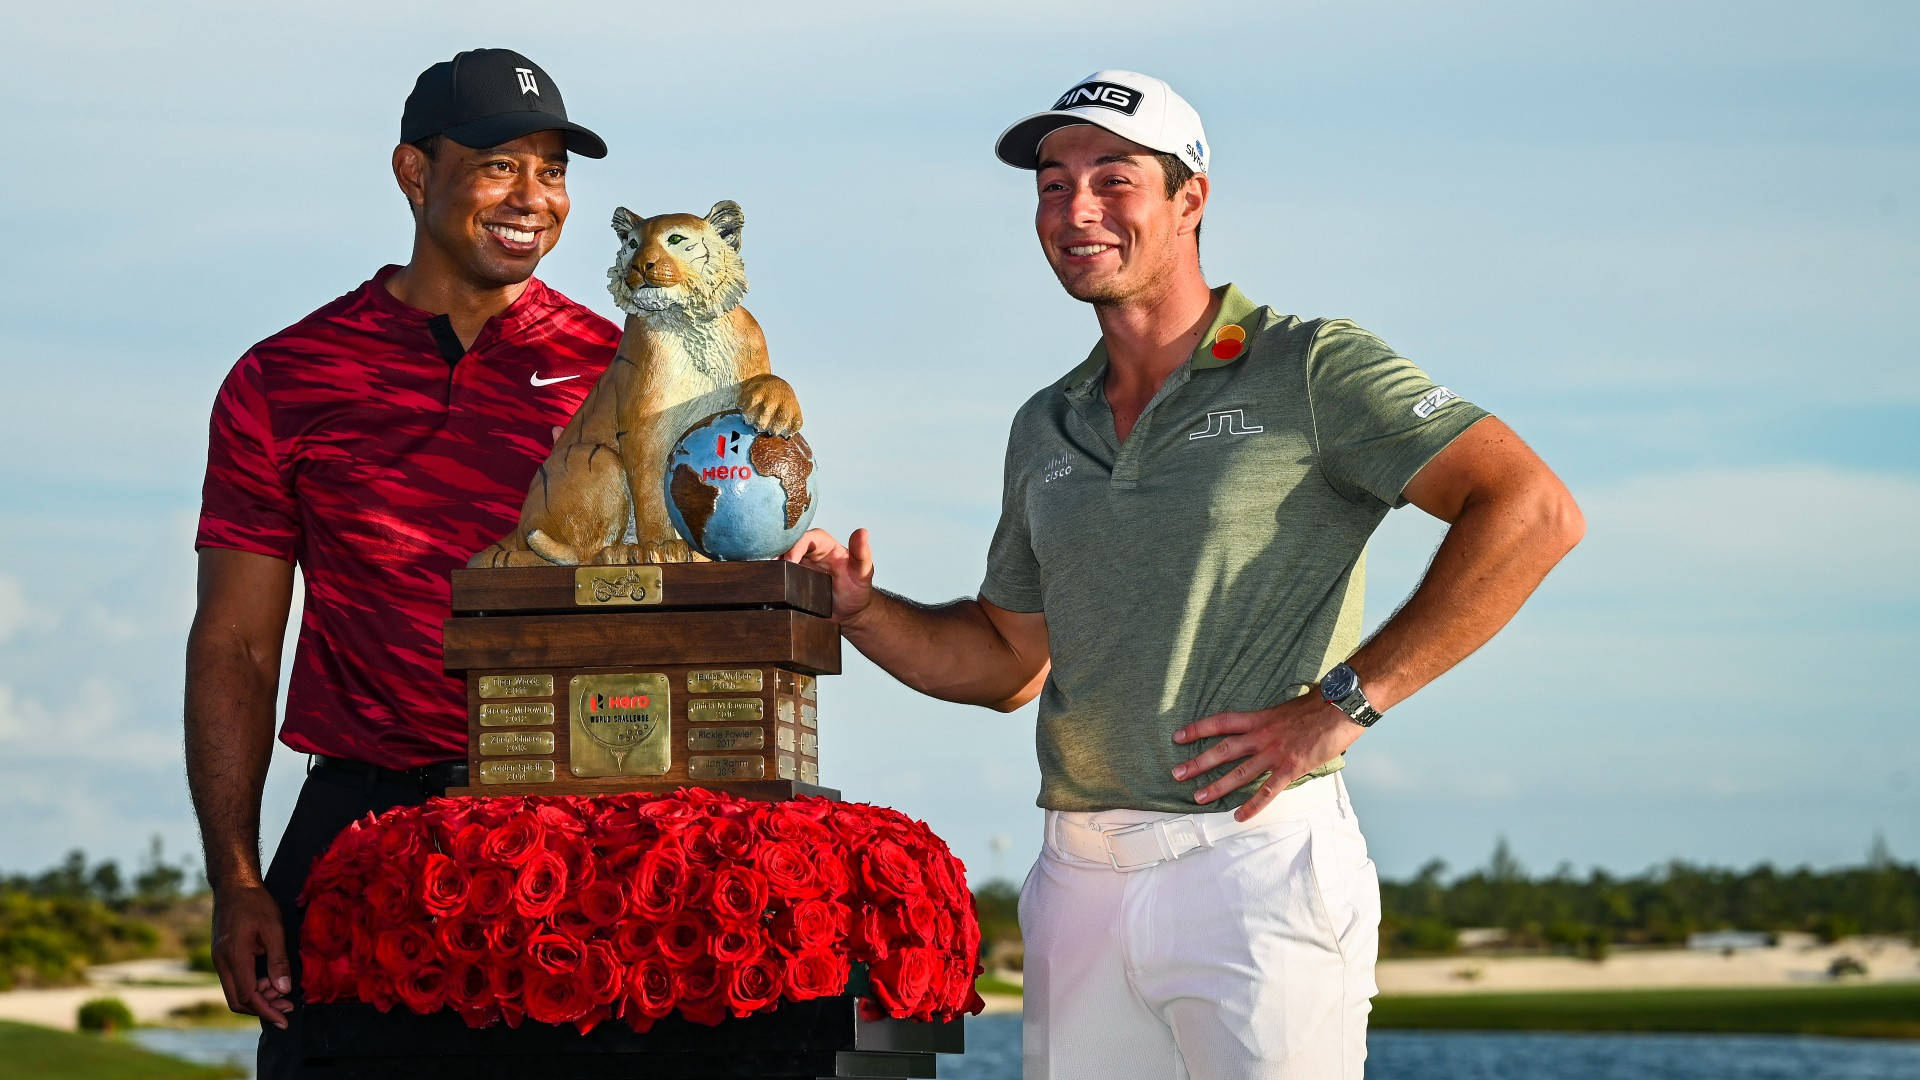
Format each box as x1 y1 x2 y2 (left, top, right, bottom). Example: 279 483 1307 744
1376 935 1920 995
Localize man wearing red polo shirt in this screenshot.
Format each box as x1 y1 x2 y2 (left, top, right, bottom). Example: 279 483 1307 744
184 48 619 1077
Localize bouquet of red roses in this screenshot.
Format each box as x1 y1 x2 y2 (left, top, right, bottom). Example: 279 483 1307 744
298 788 985 1033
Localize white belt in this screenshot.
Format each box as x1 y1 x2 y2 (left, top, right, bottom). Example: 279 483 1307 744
1047 774 1341 873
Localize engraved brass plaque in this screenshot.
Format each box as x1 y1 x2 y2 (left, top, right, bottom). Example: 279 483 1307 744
776 727 797 753
777 754 796 780
479 731 556 756
777 697 796 725
479 702 556 728
574 566 664 607
800 760 818 785
478 674 554 699
798 675 817 702
569 673 671 777
688 755 766 781
799 732 817 758
477 760 556 785
800 704 817 729
687 726 765 752
689 668 764 694
688 698 764 724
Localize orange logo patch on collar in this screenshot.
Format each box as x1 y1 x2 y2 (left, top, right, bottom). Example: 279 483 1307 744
1210 323 1246 362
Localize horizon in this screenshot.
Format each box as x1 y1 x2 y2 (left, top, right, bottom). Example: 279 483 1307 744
1 0 1914 884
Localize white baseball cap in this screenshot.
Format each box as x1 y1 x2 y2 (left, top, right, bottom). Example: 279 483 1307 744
994 69 1209 174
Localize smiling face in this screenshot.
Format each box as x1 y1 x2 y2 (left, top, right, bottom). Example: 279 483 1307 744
1033 125 1206 307
400 131 571 291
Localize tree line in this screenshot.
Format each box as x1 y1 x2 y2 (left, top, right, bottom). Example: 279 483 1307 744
0 839 205 989
972 835 1920 963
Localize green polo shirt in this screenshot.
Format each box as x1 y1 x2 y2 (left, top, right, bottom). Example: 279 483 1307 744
981 284 1489 813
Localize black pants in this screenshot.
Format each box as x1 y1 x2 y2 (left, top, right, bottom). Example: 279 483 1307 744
257 764 444 1079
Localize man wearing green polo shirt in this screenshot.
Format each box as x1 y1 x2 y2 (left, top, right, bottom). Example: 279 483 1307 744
786 69 1582 1079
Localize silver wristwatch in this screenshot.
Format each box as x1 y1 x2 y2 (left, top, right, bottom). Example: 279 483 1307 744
1320 663 1382 728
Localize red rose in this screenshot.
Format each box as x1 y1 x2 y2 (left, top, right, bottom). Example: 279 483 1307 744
394 963 448 1014
709 924 768 964
554 900 597 939
524 969 592 1025
783 949 849 1001
485 915 530 955
725 956 782 1017
624 955 676 1024
709 866 770 926
373 925 433 976
481 811 545 866
528 930 584 975
609 918 659 958
376 818 425 861
709 815 755 860
860 838 925 900
770 899 846 953
869 946 938 1018
848 903 891 960
657 913 707 965
552 833 596 891
628 843 690 920
301 893 353 957
536 800 587 836
466 868 513 917
363 874 413 925
449 823 490 864
512 849 568 918
488 963 525 1006
882 893 940 947
755 841 820 901
682 825 721 866
419 853 471 917
575 880 627 927
674 958 728 1027
434 918 489 961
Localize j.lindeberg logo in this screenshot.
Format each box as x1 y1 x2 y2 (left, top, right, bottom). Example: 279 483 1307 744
1188 409 1264 441
1041 454 1074 483
515 67 540 96
1053 82 1142 116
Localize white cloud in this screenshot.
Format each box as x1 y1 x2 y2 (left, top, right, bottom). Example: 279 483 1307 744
0 576 30 643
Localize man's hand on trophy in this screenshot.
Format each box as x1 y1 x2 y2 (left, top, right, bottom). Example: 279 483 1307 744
213 882 294 1027
783 528 874 627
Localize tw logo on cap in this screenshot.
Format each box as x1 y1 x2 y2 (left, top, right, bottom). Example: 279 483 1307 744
1053 81 1142 116
514 67 540 96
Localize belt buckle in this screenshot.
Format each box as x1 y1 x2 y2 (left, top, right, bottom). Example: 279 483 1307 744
1100 820 1165 872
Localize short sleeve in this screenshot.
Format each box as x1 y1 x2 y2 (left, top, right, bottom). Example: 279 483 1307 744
196 353 298 560
979 416 1043 613
1307 320 1490 507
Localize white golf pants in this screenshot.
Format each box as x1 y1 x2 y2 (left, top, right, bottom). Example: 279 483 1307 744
1018 772 1380 1079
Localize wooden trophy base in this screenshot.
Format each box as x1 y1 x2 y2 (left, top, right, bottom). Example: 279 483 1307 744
442 562 841 801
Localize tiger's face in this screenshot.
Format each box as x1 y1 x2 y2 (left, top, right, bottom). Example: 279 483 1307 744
606 201 748 320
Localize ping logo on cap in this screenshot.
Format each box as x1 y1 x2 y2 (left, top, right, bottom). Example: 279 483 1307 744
1053 81 1142 116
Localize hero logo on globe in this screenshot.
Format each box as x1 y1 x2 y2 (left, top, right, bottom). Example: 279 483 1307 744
1053 82 1142 116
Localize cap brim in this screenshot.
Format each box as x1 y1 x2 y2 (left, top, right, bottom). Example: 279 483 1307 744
994 113 1101 169
443 113 608 159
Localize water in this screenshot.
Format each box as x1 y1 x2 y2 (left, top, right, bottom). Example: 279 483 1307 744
134 1019 1920 1079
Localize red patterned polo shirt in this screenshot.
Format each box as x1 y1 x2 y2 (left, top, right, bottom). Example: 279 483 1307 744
197 266 620 767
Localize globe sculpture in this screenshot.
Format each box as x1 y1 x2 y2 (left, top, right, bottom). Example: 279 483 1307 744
663 410 818 561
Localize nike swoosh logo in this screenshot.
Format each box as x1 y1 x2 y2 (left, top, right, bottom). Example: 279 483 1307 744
529 373 579 387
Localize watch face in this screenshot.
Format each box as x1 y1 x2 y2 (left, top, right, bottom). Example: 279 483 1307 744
1322 665 1356 702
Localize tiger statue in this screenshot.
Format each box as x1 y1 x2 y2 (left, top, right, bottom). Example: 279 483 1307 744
467 200 803 567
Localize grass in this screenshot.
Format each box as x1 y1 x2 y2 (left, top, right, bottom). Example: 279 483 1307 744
976 974 1025 997
1370 982 1920 1040
0 1020 245 1079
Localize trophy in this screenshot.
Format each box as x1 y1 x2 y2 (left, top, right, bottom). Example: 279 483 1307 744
444 201 836 800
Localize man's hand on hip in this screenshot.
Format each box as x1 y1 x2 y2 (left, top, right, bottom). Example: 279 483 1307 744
783 527 876 629
212 882 294 1027
1172 696 1363 822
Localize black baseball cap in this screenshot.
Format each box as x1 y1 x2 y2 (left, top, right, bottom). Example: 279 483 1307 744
401 48 607 159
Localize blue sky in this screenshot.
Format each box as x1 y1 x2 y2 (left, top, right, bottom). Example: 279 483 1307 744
1 1 1914 885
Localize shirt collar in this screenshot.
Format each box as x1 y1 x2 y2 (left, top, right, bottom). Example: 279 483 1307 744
361 265 561 339
1060 283 1262 400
